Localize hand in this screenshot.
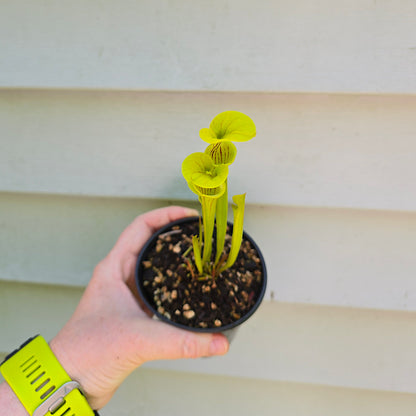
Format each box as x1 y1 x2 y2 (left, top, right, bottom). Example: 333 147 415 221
49 206 229 410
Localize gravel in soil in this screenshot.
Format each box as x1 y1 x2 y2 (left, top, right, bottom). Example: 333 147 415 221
140 221 264 329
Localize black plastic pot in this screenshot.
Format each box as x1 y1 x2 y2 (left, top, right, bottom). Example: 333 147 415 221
135 216 267 340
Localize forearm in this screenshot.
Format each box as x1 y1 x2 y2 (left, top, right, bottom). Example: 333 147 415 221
0 207 228 414
0 381 28 415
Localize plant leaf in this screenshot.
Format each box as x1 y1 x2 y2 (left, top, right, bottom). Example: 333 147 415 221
182 152 228 189
199 111 256 144
205 141 237 166
221 193 246 272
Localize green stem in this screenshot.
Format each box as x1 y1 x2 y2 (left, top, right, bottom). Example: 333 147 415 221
201 196 217 267
192 235 203 275
214 179 228 267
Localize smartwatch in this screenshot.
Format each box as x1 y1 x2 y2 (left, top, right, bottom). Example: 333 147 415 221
0 335 99 416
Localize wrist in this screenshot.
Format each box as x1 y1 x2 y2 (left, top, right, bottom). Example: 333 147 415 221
0 381 28 415
48 334 91 402
49 331 108 411
1 335 97 415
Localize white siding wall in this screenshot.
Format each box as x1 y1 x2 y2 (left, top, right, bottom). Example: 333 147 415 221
1 2 416 415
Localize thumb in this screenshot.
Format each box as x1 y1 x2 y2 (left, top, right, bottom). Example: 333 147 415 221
134 320 229 361
177 332 229 359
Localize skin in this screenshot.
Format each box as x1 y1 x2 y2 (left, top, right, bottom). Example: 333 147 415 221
0 206 229 413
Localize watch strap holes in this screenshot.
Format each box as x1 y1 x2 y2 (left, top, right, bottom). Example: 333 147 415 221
57 406 72 416
26 364 41 379
30 371 46 384
21 356 37 372
40 384 56 400
20 355 37 372
35 377 51 392
35 376 57 400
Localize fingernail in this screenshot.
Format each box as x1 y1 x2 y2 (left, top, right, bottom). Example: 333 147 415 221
185 208 199 217
209 335 229 356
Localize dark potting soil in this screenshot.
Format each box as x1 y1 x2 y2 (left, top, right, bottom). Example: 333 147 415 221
140 221 264 329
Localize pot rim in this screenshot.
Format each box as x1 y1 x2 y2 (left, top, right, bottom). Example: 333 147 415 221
135 216 267 333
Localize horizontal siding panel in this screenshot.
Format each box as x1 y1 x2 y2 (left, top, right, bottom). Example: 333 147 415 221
2 367 415 416
250 205 416 311
1 281 416 394
0 193 169 287
1 1 416 93
2 90 416 211
1 193 416 312
147 301 416 394
105 369 416 416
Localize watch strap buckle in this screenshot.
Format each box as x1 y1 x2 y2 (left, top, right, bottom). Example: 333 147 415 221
32 381 80 416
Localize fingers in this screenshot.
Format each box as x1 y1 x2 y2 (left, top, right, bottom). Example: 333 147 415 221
108 206 198 283
139 206 199 237
115 206 198 259
134 320 229 361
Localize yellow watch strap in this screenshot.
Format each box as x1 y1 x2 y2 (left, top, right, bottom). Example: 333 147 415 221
0 335 95 416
